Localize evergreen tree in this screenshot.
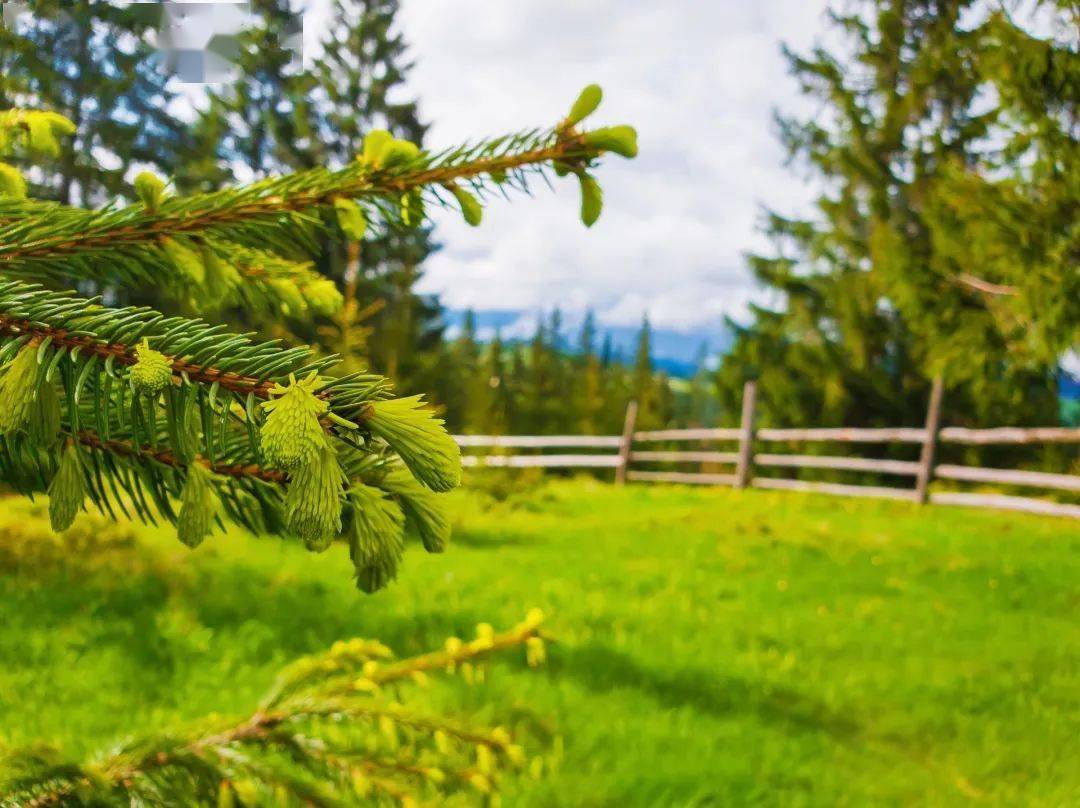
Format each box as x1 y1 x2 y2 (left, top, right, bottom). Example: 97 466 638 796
482 331 513 435
684 343 717 427
914 4 1078 365
632 315 661 428
717 0 1063 431
574 310 605 433
0 1 188 204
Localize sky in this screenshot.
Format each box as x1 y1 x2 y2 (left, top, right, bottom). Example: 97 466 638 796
301 0 834 340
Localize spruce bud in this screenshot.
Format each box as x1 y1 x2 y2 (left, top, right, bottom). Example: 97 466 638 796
302 278 345 316
260 373 330 469
0 343 42 436
161 236 206 284
361 129 393 167
285 440 347 550
0 163 27 199
134 171 167 212
578 172 603 227
345 483 405 594
583 125 639 158
202 247 241 304
269 278 307 315
26 115 61 157
129 339 173 396
48 443 85 532
400 190 425 227
366 396 461 493
378 466 451 553
566 84 603 127
380 139 421 168
333 197 368 241
176 462 220 548
29 380 62 447
449 184 483 227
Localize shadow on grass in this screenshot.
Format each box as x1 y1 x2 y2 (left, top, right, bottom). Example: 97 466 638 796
552 642 862 742
0 558 489 681
446 526 538 548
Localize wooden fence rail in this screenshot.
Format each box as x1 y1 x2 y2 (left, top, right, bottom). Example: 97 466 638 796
455 381 1080 519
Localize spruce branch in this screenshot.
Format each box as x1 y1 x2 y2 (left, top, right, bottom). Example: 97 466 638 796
0 86 636 585
0 119 635 286
0 613 549 807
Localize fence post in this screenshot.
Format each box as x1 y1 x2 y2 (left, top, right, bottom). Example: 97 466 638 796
915 376 944 504
615 400 638 485
735 380 757 489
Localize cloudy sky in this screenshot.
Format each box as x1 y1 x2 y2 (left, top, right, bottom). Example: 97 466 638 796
301 1 833 338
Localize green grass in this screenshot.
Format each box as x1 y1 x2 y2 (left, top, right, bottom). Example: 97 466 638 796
1 480 1078 806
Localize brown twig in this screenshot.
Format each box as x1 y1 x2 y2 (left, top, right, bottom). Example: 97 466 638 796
74 430 287 484
957 273 1018 297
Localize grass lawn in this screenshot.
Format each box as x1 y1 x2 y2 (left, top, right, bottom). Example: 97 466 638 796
1 479 1077 806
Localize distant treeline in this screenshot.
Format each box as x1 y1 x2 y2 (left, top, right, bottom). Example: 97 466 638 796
429 310 717 435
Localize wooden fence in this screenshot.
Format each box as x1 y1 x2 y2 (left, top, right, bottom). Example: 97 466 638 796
457 380 1080 519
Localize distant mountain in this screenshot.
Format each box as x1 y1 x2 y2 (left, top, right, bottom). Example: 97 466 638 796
443 308 731 378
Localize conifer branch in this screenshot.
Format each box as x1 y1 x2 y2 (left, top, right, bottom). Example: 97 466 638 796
73 430 287 484
0 87 635 585
0 613 548 807
0 124 633 288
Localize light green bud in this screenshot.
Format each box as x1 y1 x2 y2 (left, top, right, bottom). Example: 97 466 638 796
302 278 344 317
0 343 42 435
23 111 75 157
366 396 461 493
378 466 450 553
129 338 173 395
401 190 425 227
48 443 85 532
361 129 394 166
176 462 220 548
134 171 167 211
583 125 639 158
449 185 483 227
260 373 330 469
29 380 62 447
345 483 405 593
0 163 27 199
566 84 603 127
269 278 307 316
578 172 603 227
161 236 206 284
202 247 241 304
380 139 421 168
333 197 368 241
26 115 61 157
285 440 347 550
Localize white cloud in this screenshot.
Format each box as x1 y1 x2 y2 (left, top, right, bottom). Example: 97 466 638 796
278 1 832 334
390 0 831 333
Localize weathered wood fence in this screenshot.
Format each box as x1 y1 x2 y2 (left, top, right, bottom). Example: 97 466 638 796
457 380 1080 519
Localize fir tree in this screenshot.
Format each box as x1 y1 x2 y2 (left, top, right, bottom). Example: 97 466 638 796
575 311 605 434
0 87 637 588
632 314 660 428
0 2 188 204
717 0 1064 432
